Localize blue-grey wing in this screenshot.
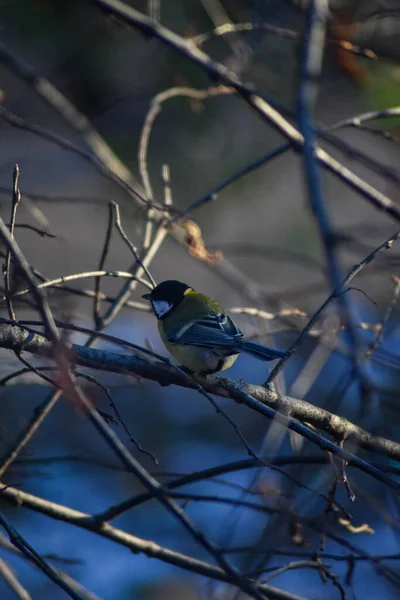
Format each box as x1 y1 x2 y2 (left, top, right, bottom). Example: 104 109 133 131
168 313 243 347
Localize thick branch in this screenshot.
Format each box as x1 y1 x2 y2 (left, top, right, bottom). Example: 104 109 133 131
0 484 305 600
1 322 399 477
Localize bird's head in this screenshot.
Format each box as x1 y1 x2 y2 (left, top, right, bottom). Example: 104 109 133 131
142 280 193 319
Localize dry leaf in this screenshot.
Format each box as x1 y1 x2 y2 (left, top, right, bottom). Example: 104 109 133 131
183 219 222 263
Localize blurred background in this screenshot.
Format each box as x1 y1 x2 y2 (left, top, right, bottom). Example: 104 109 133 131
0 1 400 598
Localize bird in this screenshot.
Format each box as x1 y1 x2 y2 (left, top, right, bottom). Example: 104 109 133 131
142 280 286 375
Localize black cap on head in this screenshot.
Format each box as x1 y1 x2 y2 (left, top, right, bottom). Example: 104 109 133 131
142 280 192 304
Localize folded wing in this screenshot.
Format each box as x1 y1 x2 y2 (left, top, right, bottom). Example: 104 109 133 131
168 313 243 347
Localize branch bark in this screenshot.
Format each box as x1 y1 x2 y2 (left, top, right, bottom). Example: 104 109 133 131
0 484 306 600
0 321 399 485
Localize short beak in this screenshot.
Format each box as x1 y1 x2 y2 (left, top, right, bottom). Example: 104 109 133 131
142 293 152 300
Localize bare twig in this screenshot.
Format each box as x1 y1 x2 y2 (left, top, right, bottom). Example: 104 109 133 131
365 275 400 359
111 202 156 288
86 223 168 341
3 165 22 321
10 352 58 387
0 217 59 342
1 269 152 302
93 203 114 329
193 20 376 61
12 453 400 476
25 283 150 312
199 0 252 66
0 390 62 478
229 307 307 321
0 365 58 386
266 229 400 383
11 224 57 238
0 532 101 600
138 85 232 202
331 107 400 131
179 143 289 219
258 559 332 585
0 510 85 600
0 557 32 600
96 455 349 524
77 372 158 465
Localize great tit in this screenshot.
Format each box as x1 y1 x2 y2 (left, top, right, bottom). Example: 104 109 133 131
142 280 286 375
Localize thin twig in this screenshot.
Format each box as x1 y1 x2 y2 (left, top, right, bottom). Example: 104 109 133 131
86 223 168 341
0 533 100 600
0 365 58 386
0 390 62 478
229 307 307 321
93 203 114 329
331 107 400 131
365 275 400 359
12 453 400 475
3 165 21 321
10 352 58 387
138 84 232 202
111 202 156 288
181 105 400 218
0 217 59 343
78 372 158 465
259 559 328 583
1 269 152 301
0 510 85 600
193 20 376 61
96 453 349 523
11 223 57 238
266 229 400 383
199 0 252 66
19 283 150 312
179 143 289 220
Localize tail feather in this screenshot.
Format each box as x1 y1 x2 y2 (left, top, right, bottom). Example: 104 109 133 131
239 341 286 361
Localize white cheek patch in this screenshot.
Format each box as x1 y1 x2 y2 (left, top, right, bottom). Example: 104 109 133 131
152 300 173 318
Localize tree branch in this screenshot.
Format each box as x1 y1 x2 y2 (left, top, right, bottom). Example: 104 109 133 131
92 0 400 224
0 321 399 487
